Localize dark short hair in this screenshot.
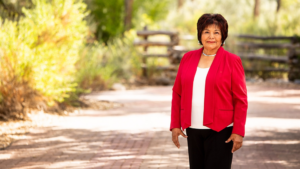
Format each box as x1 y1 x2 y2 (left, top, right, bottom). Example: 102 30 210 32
197 13 228 46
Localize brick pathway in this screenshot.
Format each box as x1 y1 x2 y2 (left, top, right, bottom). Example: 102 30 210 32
0 84 300 169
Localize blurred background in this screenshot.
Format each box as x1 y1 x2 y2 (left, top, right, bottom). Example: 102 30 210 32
1 0 300 120
1 1 300 168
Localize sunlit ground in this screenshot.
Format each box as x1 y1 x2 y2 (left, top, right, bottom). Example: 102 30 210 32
0 84 300 169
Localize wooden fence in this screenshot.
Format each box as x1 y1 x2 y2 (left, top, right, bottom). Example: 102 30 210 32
134 29 300 83
236 35 300 81
134 27 184 84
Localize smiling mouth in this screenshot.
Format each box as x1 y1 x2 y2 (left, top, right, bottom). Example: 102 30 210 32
207 41 215 43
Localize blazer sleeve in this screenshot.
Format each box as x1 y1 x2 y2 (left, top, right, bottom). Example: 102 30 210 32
231 56 248 137
170 54 187 131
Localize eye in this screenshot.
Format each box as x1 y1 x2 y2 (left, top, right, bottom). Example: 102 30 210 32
215 32 220 34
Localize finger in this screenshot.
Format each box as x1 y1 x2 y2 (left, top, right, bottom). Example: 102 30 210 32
175 139 180 148
231 141 237 153
180 131 188 138
235 143 242 152
225 137 232 143
232 142 242 153
172 135 177 144
172 135 180 148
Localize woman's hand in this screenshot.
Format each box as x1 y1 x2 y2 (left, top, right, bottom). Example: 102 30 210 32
172 128 188 149
225 133 243 153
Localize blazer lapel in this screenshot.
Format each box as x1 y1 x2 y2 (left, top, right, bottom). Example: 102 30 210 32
203 46 225 125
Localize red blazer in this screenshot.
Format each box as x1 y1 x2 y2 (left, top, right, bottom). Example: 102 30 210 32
170 46 248 137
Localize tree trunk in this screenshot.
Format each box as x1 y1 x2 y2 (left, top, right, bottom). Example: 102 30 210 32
253 0 260 19
177 0 185 10
276 0 281 12
124 0 134 31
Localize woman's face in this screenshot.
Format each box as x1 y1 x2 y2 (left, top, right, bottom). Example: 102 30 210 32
201 24 222 51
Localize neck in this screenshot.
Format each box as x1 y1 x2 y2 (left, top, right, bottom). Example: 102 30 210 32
203 46 221 55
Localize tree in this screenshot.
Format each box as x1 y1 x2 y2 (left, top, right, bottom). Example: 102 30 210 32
177 0 185 10
253 0 260 19
124 0 134 31
276 0 281 12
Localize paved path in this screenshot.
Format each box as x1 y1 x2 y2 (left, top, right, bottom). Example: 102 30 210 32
0 84 300 169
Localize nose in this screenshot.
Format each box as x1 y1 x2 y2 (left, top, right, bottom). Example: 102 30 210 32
208 32 215 39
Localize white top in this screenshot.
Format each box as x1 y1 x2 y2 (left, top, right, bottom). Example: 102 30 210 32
189 67 233 129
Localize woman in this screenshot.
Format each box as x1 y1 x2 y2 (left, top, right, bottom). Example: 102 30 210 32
170 13 248 169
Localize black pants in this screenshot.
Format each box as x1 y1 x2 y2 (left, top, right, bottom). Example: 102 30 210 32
186 127 233 169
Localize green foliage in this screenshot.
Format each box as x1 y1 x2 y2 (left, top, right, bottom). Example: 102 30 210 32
88 0 124 43
132 0 172 30
87 0 172 43
0 0 89 105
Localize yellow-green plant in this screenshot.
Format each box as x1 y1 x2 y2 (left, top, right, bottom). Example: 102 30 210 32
0 0 89 117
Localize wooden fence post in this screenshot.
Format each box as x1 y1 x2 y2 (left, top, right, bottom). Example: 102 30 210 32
142 26 148 78
288 36 300 81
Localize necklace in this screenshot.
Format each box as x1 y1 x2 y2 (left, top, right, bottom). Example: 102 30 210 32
202 52 216 57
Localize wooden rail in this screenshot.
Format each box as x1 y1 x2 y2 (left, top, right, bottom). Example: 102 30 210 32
236 35 298 41
136 30 178 37
237 42 300 49
238 53 288 63
244 68 289 72
134 41 177 47
236 34 300 81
